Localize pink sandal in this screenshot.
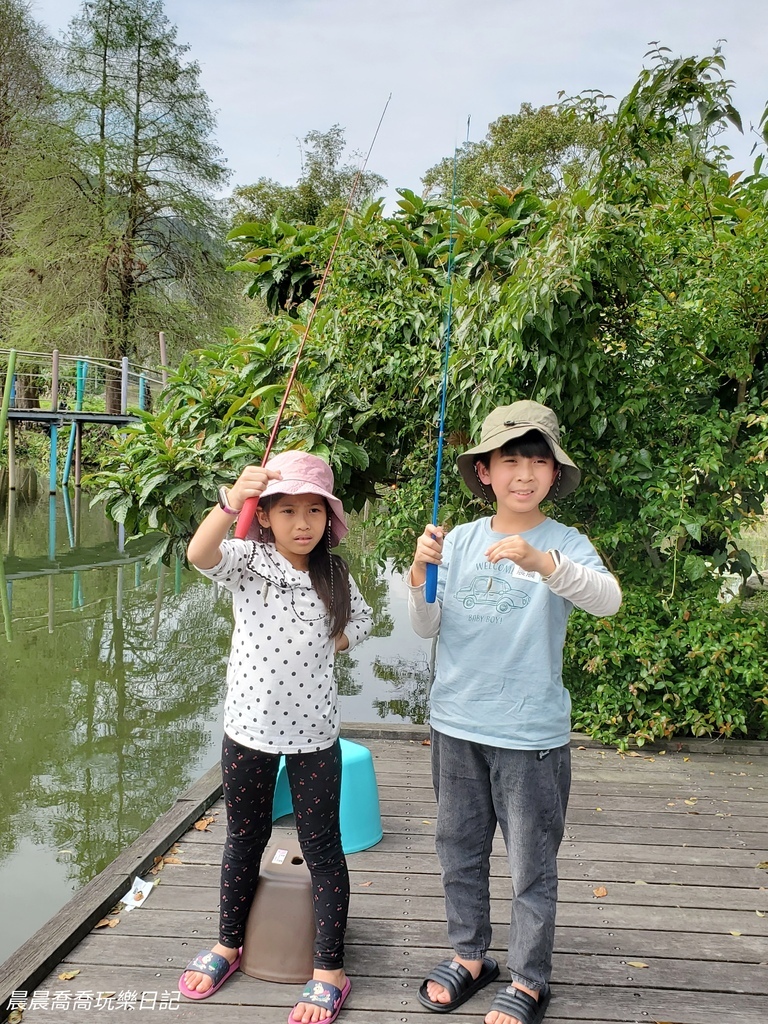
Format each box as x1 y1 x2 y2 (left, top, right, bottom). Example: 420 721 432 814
178 948 242 1000
288 977 351 1023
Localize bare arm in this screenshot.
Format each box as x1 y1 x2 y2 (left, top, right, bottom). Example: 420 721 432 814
187 465 282 569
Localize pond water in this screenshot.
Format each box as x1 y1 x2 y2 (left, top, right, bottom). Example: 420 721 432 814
0 486 431 965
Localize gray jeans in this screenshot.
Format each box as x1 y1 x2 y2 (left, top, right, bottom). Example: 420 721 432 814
430 728 571 992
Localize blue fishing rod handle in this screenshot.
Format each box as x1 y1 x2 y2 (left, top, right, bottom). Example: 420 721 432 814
425 562 438 603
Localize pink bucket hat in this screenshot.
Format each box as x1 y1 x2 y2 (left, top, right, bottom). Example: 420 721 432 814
256 450 348 547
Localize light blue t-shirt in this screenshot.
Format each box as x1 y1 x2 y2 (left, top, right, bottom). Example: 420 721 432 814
430 516 610 750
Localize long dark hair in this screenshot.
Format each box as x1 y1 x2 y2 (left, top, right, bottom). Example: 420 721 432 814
258 495 352 639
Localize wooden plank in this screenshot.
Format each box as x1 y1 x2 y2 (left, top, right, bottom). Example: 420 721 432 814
13 967 768 1023
92 908 768 964
48 932 768 995
150 861 768 913
5 737 768 1024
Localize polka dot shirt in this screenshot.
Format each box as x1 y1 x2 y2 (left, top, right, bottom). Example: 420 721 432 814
198 539 373 754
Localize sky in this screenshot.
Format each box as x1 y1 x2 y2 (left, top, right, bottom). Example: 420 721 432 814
30 0 768 209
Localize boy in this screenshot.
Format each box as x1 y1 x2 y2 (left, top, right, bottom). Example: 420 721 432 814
407 400 622 1024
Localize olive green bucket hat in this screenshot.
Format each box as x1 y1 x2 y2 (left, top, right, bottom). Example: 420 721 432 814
456 400 581 501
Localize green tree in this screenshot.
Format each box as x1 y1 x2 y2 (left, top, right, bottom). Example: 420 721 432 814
93 48 768 745
422 102 603 200
230 124 386 228
0 0 54 337
1 0 239 402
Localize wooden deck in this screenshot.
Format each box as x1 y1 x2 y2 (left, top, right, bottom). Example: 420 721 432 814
5 732 768 1023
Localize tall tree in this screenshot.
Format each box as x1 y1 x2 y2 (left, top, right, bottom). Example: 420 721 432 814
0 0 53 336
52 0 233 400
230 124 386 228
422 102 602 200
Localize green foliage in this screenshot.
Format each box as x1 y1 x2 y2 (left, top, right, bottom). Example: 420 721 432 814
422 102 603 200
229 124 386 229
0 0 243 370
93 46 768 743
567 584 768 748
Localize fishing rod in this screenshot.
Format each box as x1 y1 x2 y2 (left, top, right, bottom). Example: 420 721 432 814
425 128 464 603
234 95 392 541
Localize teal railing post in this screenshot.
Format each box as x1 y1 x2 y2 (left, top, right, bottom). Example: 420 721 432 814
63 360 87 486
0 349 18 462
48 494 57 561
49 423 58 494
0 554 12 642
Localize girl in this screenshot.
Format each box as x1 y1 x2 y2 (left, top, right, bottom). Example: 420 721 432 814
179 450 372 1024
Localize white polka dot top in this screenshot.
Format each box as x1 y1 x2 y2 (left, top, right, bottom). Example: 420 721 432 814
198 539 373 754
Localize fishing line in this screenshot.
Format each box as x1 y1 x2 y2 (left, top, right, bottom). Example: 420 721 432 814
235 94 392 540
425 120 467 602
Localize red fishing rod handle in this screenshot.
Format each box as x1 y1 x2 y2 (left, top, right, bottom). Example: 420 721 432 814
234 497 259 539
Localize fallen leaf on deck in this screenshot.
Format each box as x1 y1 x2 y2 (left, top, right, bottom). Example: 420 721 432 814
684 798 698 806
577 745 586 750
94 918 119 929
421 739 431 746
193 816 215 832
595 807 603 812
8 1011 23 1023
634 880 649 885
593 886 608 898
756 911 765 917
163 855 182 864
730 930 742 936
357 881 373 887
756 862 768 870
683 756 690 762
59 970 81 981
422 820 432 825
626 961 649 968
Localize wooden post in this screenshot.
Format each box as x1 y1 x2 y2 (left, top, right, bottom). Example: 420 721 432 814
74 485 82 546
116 566 124 621
75 421 83 487
6 487 16 555
120 357 129 415
159 331 168 388
51 349 60 412
0 550 12 642
8 420 17 490
1 349 17 481
48 494 57 562
151 563 166 641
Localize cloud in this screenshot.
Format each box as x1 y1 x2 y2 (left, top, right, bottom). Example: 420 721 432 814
32 0 768 205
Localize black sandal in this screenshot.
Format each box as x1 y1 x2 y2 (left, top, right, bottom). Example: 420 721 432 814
417 956 499 1013
487 984 551 1024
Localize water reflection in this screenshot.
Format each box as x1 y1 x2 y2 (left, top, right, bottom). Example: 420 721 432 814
0 479 431 964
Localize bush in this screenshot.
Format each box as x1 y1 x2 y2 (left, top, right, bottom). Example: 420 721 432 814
566 582 768 747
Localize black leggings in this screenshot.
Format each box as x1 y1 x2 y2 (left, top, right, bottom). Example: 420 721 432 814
219 735 349 970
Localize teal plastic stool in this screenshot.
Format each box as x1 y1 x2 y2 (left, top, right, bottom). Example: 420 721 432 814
272 738 383 853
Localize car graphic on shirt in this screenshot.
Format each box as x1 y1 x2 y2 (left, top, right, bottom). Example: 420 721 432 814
455 576 530 613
